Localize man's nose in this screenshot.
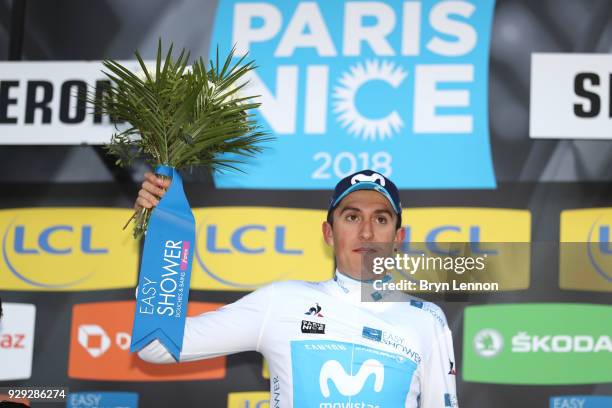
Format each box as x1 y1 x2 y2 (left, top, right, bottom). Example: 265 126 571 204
359 220 374 241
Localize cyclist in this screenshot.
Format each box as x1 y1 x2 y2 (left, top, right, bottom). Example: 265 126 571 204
135 169 458 408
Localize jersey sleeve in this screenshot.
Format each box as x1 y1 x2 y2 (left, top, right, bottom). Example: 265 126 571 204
137 283 275 364
418 312 458 408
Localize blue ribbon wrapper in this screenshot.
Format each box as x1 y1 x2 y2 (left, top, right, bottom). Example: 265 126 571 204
130 165 195 361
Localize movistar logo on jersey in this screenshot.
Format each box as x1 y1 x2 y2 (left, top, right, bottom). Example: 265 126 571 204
463 304 612 384
291 340 417 407
210 0 496 189
320 359 384 398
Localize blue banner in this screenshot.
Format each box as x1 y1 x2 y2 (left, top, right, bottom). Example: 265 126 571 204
130 165 195 361
210 0 496 189
550 396 612 408
67 391 139 408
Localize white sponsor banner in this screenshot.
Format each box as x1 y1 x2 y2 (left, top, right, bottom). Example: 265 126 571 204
0 303 36 380
0 61 145 144
530 53 612 139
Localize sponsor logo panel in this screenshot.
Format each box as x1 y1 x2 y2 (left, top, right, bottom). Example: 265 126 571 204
549 395 612 408
0 208 138 291
0 60 147 144
191 207 333 290
68 301 226 381
401 208 531 290
301 320 325 334
210 0 496 189
66 391 138 408
0 302 36 380
463 304 612 384
227 392 270 408
560 208 612 291
291 340 417 407
530 53 612 139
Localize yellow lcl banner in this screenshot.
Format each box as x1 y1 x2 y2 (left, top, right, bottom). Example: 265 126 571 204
401 208 532 291
560 208 612 292
227 392 270 408
0 208 138 291
0 207 531 291
191 207 334 291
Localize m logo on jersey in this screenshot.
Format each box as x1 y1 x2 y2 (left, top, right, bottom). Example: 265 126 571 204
320 359 384 397
291 340 417 407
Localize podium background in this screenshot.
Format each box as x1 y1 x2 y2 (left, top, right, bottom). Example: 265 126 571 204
1 0 612 407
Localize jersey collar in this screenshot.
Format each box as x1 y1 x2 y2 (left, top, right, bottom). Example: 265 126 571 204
326 269 392 303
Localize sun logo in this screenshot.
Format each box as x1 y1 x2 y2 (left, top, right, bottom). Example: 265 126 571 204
333 60 407 141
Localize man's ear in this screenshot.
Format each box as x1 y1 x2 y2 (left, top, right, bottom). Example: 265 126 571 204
322 221 334 247
394 226 406 245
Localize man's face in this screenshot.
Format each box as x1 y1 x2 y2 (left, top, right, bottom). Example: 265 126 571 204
322 190 405 280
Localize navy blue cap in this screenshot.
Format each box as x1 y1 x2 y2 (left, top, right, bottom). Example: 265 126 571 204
327 170 402 224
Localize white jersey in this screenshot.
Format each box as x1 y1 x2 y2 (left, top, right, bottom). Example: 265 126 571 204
138 271 458 408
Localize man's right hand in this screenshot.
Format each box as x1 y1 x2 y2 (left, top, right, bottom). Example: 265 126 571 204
134 172 171 210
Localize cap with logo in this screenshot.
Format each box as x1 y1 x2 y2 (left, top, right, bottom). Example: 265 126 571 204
327 170 402 225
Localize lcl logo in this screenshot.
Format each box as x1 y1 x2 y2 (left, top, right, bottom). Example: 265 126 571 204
2 222 108 288
403 225 498 255
11 225 108 254
203 225 302 255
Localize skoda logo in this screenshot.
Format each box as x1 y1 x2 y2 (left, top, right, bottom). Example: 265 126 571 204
473 328 503 358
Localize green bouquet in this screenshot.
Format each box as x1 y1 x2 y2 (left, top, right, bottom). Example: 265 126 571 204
91 41 271 239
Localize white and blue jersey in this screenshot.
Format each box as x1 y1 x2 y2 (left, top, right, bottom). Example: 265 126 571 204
138 271 458 407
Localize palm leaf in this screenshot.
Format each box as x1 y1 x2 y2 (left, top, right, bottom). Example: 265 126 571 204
88 40 272 237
